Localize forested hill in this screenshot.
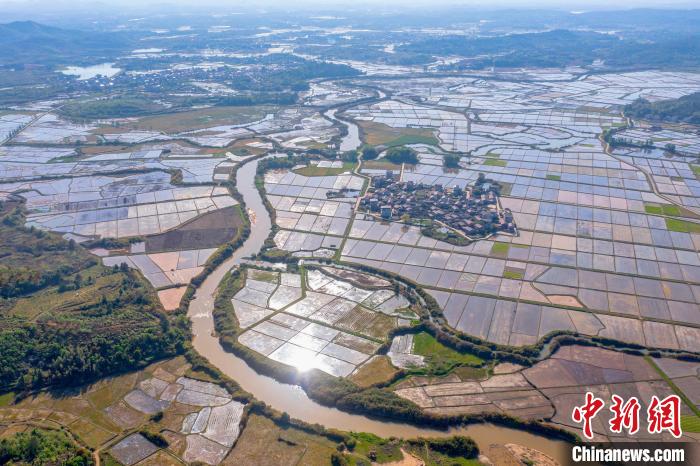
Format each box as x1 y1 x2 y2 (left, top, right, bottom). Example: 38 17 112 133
625 92 700 124
398 29 700 70
0 21 131 66
0 200 185 393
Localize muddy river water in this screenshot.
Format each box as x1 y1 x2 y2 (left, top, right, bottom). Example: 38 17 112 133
187 158 571 463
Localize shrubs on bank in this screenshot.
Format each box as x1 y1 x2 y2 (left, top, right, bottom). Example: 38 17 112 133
336 388 424 422
406 435 479 459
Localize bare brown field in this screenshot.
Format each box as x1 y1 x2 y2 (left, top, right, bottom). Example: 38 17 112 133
224 414 337 466
350 356 400 388
357 120 438 147
145 205 244 252
102 106 278 134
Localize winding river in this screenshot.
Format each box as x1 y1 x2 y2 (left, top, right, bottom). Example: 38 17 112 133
187 158 571 463
324 108 362 152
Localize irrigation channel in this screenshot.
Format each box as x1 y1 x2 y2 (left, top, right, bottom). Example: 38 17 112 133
187 156 572 463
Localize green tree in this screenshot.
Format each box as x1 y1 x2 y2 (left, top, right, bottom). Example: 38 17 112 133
331 451 349 466
341 150 358 162
443 153 461 168
0 429 93 465
361 145 378 160
385 146 418 165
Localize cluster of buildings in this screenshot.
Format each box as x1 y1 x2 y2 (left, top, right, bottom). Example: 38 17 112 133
360 172 516 239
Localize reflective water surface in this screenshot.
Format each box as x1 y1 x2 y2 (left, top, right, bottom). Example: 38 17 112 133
325 108 362 151
60 63 122 80
187 158 571 463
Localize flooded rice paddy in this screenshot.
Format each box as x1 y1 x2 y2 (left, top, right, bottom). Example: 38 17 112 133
187 157 572 463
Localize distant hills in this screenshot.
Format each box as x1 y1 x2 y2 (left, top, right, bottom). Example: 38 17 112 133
0 21 131 66
1 20 74 41
399 28 700 70
1 13 700 72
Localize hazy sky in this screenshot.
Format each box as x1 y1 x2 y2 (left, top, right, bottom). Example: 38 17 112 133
1 0 699 25
1 0 699 8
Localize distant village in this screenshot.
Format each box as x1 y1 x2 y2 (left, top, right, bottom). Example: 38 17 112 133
360 172 517 239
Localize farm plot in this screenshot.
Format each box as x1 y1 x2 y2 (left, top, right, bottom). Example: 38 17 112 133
236 268 414 377
268 112 338 149
395 344 700 442
144 205 244 252
99 106 333 149
343 99 466 150
225 414 339 466
387 334 425 369
110 433 160 465
0 132 244 312
614 145 700 210
0 357 246 465
13 114 97 144
94 105 280 147
0 145 77 164
394 363 550 420
302 81 374 107
525 346 700 441
617 127 700 157
0 171 237 239
112 373 245 465
264 168 363 256
0 144 233 184
341 162 700 352
0 113 33 141
104 248 217 288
